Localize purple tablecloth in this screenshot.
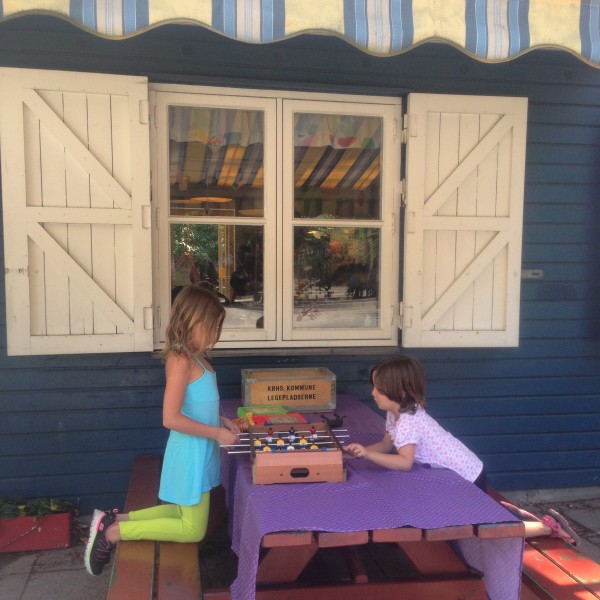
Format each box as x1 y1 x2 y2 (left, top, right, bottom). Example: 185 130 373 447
221 395 523 600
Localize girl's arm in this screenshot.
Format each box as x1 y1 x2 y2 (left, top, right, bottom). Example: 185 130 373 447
346 433 394 458
346 433 416 471
162 354 239 446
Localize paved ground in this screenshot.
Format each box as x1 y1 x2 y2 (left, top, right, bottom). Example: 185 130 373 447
1 487 599 600
0 530 111 600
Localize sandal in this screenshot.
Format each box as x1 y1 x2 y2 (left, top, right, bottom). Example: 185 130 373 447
544 509 581 546
500 500 541 522
500 501 581 546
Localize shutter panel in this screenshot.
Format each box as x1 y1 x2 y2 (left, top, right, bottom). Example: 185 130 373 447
402 94 527 347
0 68 152 355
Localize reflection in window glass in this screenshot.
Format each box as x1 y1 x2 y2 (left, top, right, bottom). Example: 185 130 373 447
171 224 264 329
169 106 264 218
293 226 380 329
293 113 382 219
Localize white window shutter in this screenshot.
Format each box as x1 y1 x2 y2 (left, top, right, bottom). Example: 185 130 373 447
0 68 152 355
402 94 528 348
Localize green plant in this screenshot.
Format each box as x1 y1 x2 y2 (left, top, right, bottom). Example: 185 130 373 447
0 496 74 520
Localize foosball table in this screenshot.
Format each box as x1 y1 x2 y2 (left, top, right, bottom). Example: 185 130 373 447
226 422 347 484
248 422 346 484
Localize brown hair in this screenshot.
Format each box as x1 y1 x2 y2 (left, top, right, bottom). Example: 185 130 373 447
370 354 427 414
161 284 225 360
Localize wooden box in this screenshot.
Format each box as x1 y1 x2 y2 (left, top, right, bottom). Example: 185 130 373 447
241 367 336 412
250 422 345 484
0 512 72 552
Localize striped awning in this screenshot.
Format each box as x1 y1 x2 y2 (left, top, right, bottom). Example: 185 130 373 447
1 0 599 68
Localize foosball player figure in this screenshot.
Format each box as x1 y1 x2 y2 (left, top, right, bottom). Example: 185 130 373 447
288 427 296 442
310 425 318 441
276 435 286 447
254 438 263 448
265 427 274 444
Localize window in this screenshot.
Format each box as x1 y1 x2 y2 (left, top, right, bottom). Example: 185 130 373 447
0 68 527 355
151 87 402 349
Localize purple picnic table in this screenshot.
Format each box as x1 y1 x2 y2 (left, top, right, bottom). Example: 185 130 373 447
220 395 524 600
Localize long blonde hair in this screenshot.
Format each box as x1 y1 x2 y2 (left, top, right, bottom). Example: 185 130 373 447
161 284 225 360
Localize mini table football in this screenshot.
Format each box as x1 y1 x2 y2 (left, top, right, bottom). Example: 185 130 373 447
248 422 346 484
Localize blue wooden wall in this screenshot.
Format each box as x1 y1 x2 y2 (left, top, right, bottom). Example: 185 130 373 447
0 16 599 516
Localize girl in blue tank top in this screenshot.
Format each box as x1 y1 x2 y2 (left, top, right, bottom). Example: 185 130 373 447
85 284 240 576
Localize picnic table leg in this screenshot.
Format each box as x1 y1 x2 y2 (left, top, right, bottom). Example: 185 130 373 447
256 541 319 584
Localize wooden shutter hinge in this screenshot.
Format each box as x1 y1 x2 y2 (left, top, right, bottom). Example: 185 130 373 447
143 307 153 330
399 303 413 329
400 179 407 207
403 113 418 140
142 205 151 229
139 99 149 125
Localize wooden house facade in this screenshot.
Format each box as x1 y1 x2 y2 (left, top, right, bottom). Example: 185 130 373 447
0 3 599 515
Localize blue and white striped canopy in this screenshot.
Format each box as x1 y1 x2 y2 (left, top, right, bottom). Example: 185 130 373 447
1 0 598 67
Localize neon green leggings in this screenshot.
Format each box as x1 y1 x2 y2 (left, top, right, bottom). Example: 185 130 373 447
118 492 210 543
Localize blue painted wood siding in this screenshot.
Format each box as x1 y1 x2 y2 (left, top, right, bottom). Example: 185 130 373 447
0 17 599 515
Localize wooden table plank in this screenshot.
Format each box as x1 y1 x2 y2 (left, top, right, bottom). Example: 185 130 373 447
157 542 201 600
521 580 552 600
423 524 473 541
107 542 156 600
255 578 487 600
317 530 369 547
529 538 600 598
371 527 423 542
205 579 488 600
107 455 161 600
122 455 161 510
262 531 314 547
476 521 525 539
522 544 597 600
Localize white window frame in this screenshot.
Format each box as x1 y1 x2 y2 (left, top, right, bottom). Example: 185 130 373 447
281 98 400 343
150 85 402 350
151 90 278 345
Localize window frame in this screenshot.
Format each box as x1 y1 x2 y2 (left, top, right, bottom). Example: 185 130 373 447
150 84 403 350
151 90 278 345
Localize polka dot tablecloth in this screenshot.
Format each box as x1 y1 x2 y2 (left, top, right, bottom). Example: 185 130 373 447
221 396 523 600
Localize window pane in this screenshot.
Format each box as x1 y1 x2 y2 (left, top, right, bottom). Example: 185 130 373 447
293 226 380 329
169 106 264 218
171 224 264 329
293 113 382 219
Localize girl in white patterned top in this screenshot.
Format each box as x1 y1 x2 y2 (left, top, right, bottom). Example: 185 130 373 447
346 354 582 546
345 354 486 489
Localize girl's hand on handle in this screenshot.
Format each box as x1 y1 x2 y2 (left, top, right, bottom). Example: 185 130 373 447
345 443 367 458
221 416 241 435
217 427 240 446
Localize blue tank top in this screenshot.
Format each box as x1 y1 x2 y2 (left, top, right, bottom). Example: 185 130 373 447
158 356 220 505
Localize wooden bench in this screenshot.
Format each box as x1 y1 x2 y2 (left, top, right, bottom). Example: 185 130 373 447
488 488 600 600
107 455 227 600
